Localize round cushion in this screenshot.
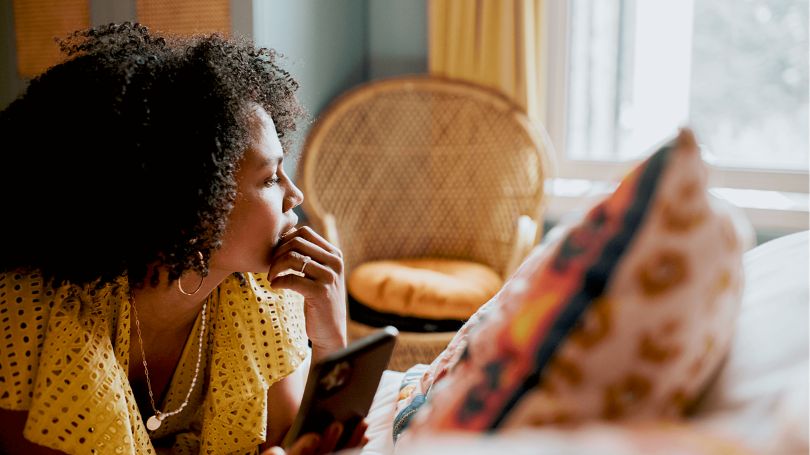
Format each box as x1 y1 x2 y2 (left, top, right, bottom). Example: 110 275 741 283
348 258 503 321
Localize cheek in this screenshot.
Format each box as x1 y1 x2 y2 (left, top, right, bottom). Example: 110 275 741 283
215 193 284 266
232 194 283 244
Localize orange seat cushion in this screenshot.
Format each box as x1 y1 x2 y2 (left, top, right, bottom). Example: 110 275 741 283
348 258 503 321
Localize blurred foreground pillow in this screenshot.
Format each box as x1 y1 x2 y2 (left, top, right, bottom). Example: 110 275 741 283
394 129 748 439
395 422 755 455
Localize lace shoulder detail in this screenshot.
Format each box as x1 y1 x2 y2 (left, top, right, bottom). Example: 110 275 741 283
0 271 151 454
198 272 308 454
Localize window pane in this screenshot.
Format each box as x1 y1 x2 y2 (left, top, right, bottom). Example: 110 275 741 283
690 0 808 170
567 0 809 172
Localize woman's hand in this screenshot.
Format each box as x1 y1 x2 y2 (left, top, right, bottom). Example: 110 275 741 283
260 421 369 455
268 226 348 357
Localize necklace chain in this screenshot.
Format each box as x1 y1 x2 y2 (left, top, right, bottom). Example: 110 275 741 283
130 290 208 431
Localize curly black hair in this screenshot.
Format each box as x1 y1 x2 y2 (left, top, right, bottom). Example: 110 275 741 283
0 22 305 289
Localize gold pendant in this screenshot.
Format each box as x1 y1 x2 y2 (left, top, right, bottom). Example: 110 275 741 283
146 415 162 431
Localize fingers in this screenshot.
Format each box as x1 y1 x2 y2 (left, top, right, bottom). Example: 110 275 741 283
276 227 342 266
276 421 362 455
268 249 333 283
268 227 345 295
286 433 320 455
280 425 341 455
316 421 343 454
269 235 342 281
345 419 369 449
280 226 342 259
268 274 323 299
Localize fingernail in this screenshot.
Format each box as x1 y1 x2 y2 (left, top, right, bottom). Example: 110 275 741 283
308 435 320 448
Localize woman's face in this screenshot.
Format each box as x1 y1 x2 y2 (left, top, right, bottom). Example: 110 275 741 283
209 106 304 273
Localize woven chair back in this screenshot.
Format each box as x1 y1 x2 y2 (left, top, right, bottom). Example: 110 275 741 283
299 76 551 277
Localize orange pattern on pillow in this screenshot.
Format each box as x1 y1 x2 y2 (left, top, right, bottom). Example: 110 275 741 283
395 129 746 437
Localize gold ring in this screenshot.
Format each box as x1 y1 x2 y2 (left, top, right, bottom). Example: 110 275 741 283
300 255 311 275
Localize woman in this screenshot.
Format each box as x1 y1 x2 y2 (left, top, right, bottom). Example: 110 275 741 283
0 23 361 454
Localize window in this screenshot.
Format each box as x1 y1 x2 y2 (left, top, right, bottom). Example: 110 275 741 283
544 0 808 232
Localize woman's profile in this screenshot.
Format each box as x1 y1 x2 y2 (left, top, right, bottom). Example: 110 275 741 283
0 22 359 455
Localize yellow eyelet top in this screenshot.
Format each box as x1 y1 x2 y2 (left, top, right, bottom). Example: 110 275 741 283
0 271 308 455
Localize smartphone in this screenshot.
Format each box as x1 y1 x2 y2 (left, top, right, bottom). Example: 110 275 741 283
282 326 399 449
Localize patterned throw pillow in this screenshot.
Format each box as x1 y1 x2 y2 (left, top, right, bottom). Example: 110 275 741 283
393 129 746 439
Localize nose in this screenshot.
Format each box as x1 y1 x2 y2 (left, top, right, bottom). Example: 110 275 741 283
283 180 304 212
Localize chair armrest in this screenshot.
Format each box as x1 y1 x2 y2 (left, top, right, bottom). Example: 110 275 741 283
502 215 538 279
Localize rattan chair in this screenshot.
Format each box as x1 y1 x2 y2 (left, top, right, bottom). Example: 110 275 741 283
298 76 552 371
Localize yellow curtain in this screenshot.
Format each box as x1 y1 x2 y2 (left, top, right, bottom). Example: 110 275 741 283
429 0 546 123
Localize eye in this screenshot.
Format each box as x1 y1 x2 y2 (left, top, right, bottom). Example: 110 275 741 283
264 176 281 187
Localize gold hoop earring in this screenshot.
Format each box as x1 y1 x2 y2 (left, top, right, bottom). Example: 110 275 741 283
177 251 205 296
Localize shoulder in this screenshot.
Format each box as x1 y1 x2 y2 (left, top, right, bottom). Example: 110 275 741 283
1 271 66 410
1 269 60 314
218 272 305 315
213 272 308 378
1 271 144 453
0 270 63 408
0 270 117 411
